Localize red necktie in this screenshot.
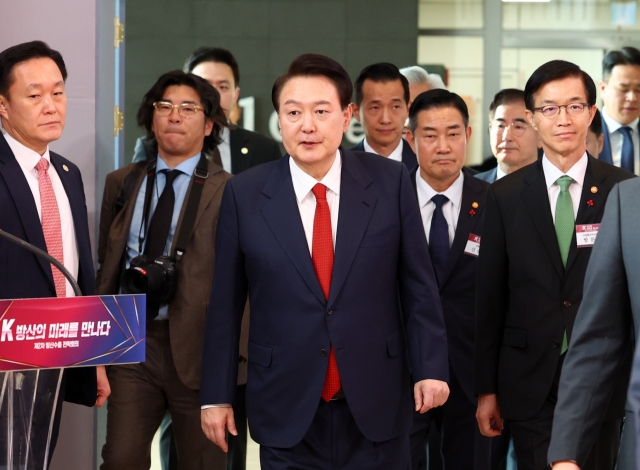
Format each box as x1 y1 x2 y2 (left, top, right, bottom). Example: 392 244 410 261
311 183 341 401
35 158 66 298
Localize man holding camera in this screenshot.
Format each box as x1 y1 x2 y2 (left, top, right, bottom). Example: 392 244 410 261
96 70 230 470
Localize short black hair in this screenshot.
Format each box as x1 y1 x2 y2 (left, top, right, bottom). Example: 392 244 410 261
524 60 596 112
137 70 227 156
184 47 240 86
603 47 640 81
408 89 469 133
0 41 67 98
272 54 352 111
589 108 602 137
489 88 525 120
354 63 410 106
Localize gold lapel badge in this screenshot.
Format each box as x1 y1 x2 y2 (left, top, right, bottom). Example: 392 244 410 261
471 201 479 209
590 186 598 194
62 165 69 172
241 147 249 154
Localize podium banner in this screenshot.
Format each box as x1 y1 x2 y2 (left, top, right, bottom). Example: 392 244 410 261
0 294 145 371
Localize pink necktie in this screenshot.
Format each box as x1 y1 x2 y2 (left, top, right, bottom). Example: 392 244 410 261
311 183 341 401
35 158 66 297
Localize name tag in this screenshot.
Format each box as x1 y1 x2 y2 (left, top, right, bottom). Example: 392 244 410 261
464 234 481 257
576 224 600 248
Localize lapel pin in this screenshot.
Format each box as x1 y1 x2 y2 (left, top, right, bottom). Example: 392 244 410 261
62 165 69 172
469 209 476 217
241 147 249 154
590 186 598 194
586 199 594 207
472 201 479 209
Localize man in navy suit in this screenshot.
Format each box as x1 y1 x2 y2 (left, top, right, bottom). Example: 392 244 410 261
476 89 539 184
0 41 109 465
351 62 418 172
598 47 640 175
200 53 450 470
406 89 491 470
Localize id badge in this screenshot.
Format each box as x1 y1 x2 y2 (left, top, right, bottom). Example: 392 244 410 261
464 234 481 257
576 223 600 248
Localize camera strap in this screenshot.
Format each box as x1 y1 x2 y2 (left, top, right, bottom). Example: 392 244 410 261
138 153 209 261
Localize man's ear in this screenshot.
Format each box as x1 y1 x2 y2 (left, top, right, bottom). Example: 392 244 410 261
525 109 537 132
406 129 417 155
352 102 361 122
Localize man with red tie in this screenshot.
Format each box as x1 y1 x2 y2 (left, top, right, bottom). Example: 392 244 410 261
200 53 449 469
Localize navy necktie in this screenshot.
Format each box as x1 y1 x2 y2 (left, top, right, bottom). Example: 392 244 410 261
620 126 634 173
429 194 450 286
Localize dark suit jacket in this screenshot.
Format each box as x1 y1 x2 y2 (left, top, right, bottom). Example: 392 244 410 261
548 177 640 467
0 134 97 406
200 148 448 448
598 117 639 169
474 155 633 421
411 167 489 403
96 157 231 390
351 138 418 172
475 167 497 184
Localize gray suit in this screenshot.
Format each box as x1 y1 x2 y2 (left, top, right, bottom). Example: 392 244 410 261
548 177 640 469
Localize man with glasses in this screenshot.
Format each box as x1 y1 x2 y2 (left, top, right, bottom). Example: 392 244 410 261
477 89 540 183
474 60 633 470
97 70 230 470
598 47 640 175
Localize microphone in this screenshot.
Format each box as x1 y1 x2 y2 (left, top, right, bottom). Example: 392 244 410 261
0 228 81 297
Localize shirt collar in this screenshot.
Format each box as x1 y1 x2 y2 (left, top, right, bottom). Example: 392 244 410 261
220 126 230 145
156 152 201 175
496 165 507 180
363 138 403 161
2 128 51 170
416 169 464 209
602 106 639 133
289 150 342 203
542 152 588 190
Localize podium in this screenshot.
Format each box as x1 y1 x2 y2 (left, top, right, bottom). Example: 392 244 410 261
0 294 145 470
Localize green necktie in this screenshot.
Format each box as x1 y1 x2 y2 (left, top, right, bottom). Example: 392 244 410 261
555 175 574 354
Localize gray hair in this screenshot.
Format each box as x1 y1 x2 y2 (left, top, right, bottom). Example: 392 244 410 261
399 66 446 90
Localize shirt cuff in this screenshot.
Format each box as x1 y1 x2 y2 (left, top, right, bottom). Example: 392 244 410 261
201 404 232 409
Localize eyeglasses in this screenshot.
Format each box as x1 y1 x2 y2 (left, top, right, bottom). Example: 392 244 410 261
153 101 204 118
532 103 590 118
492 121 528 137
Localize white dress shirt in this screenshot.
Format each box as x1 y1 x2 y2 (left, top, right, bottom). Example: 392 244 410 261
601 107 640 175
542 153 588 222
364 138 403 163
3 130 79 297
289 150 341 252
496 165 507 181
416 170 464 246
218 126 232 173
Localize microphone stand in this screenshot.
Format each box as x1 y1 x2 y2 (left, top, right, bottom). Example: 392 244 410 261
0 228 81 297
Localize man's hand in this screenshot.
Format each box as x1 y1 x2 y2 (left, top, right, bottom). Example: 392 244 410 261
414 379 449 413
95 366 110 407
476 393 503 437
201 407 237 452
552 462 580 470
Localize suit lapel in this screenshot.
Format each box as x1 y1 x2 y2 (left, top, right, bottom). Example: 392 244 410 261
599 119 613 164
171 158 225 252
260 157 327 305
229 127 249 174
0 136 54 286
328 150 376 305
565 157 608 272
521 160 564 278
439 170 483 288
401 139 418 171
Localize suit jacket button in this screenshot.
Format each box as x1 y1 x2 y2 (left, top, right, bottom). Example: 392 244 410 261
563 300 571 308
327 309 333 315
320 349 327 357
553 340 560 348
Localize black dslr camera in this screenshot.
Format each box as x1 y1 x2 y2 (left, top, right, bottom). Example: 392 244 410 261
120 255 178 305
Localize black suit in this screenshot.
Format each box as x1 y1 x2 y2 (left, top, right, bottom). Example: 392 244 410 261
351 138 418 172
474 156 633 470
409 168 491 470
